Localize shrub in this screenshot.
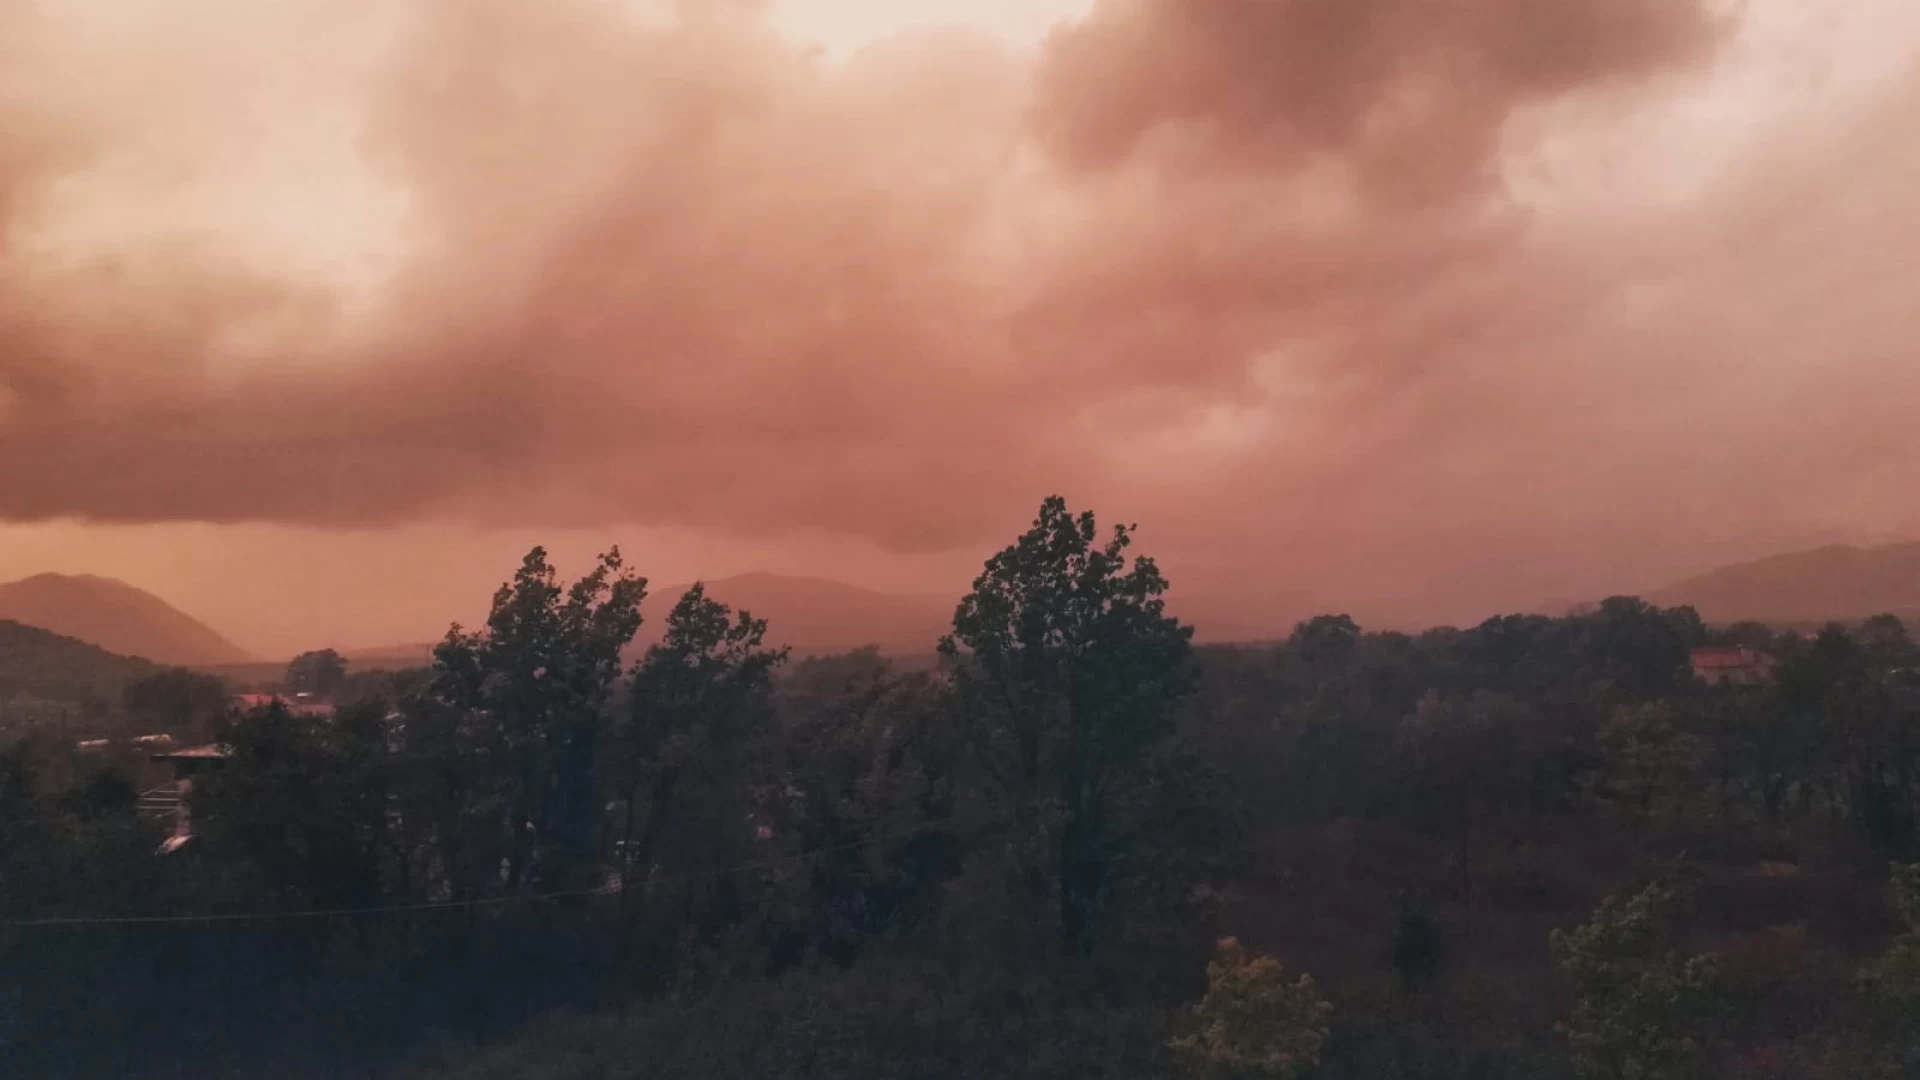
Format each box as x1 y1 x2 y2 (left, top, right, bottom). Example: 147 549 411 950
1551 884 1721 1080
1171 937 1333 1079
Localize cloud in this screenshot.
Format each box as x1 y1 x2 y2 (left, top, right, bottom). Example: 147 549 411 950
1 0 1917 625
1032 0 1717 203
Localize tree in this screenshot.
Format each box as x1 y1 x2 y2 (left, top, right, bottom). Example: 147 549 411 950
940 495 1197 955
1552 883 1720 1080
1861 614 1918 672
58 766 137 821
286 649 348 699
1776 624 1920 851
1395 691 1540 902
769 648 961 964
195 700 394 910
1170 937 1332 1079
432 547 646 892
1573 598 1702 700
614 584 785 919
1289 614 1361 693
1584 703 1704 830
122 667 229 737
1862 863 1920 1071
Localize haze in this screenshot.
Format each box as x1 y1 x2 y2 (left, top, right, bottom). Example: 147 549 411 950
2 0 1917 657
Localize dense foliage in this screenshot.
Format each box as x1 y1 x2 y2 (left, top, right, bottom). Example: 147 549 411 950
0 619 157 735
4 498 1920 1078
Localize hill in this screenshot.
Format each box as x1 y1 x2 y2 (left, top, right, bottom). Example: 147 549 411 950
0 619 156 710
642 573 952 657
0 573 254 666
1647 540 1920 626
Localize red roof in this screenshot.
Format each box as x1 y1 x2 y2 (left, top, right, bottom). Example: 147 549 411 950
232 693 333 716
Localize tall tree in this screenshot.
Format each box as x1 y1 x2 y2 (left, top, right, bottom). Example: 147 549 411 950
615 585 786 904
285 649 348 699
941 495 1197 954
432 548 645 892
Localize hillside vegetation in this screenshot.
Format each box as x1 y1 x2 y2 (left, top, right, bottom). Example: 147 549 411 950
6 500 1920 1080
0 619 155 717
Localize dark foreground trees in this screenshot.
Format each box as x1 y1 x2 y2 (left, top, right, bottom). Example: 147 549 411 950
9 507 1920 1079
943 495 1210 957
432 547 646 892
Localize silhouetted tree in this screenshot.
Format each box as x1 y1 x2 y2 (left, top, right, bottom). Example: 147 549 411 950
286 649 348 699
433 548 646 892
941 495 1198 955
613 583 785 959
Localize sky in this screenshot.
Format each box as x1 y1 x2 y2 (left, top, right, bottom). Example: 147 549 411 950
1 0 1917 657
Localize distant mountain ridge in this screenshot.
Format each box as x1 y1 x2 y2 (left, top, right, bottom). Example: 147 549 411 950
0 573 253 666
1648 541 1920 625
647 573 952 657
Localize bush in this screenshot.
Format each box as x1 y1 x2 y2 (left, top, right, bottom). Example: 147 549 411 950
1551 884 1721 1080
1170 937 1332 1079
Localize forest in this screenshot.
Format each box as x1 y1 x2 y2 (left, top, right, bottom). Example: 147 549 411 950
5 496 1920 1079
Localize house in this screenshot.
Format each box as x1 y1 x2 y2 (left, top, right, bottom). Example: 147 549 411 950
144 743 232 853
232 692 333 718
76 733 173 753
1691 646 1776 686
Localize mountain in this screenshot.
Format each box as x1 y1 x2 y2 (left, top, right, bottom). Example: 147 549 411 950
0 619 156 708
0 573 253 666
643 573 952 657
1647 541 1920 626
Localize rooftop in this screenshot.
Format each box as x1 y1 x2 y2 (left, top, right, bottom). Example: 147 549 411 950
152 744 231 762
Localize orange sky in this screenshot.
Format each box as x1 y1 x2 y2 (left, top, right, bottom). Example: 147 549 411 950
2 0 1918 657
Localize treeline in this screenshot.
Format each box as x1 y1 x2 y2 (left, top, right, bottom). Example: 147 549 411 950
3 497 1920 1078
0 620 164 739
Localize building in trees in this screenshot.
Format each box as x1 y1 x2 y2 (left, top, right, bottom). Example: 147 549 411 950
145 742 230 852
1689 645 1775 686
233 692 333 718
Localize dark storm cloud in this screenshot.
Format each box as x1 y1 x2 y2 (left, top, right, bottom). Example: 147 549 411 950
2 0 1916 625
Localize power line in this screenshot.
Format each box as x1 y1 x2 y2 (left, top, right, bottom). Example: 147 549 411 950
0 814 969 929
